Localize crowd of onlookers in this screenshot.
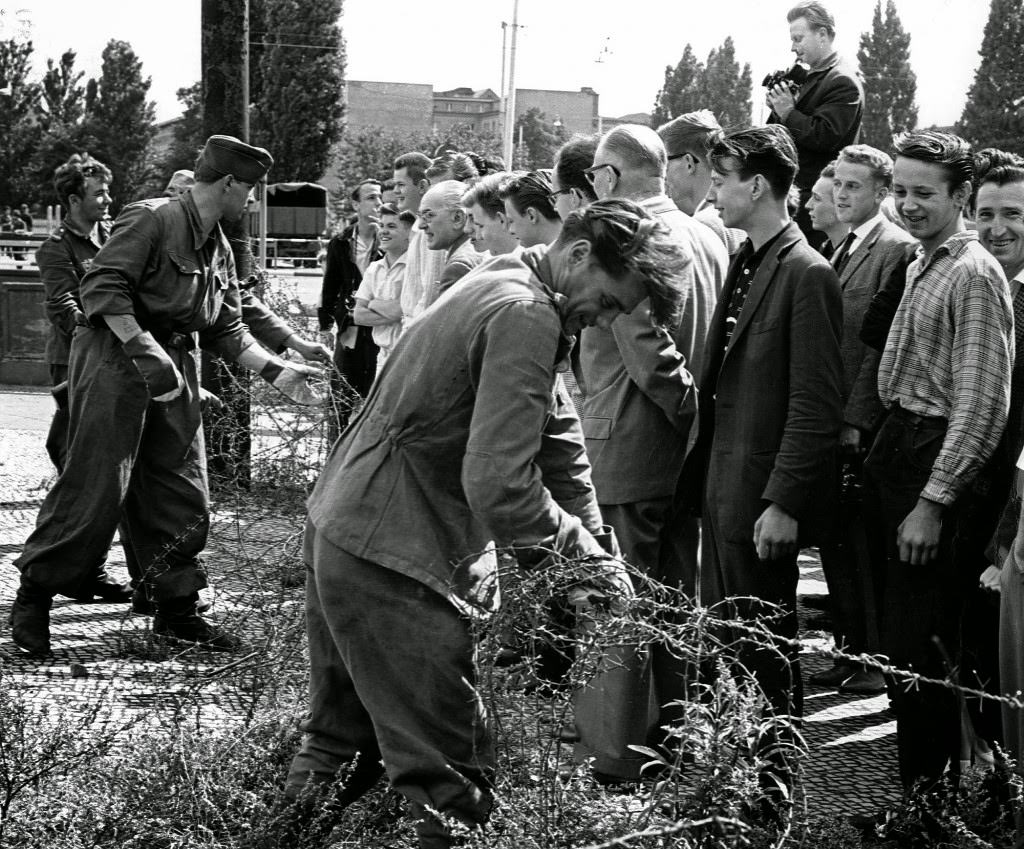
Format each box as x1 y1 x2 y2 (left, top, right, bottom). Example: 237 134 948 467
13 1 1024 844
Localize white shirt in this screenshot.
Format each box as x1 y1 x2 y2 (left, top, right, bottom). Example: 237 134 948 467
842 211 886 259
355 252 407 356
400 228 447 332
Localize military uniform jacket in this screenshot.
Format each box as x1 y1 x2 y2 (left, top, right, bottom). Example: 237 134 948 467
36 219 110 366
79 191 249 361
307 246 608 611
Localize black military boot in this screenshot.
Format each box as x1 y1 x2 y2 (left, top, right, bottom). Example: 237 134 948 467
132 586 211 616
153 594 241 652
9 588 54 656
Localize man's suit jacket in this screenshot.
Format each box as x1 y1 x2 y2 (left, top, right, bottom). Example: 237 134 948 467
768 54 863 191
837 218 917 434
578 195 722 504
684 222 844 546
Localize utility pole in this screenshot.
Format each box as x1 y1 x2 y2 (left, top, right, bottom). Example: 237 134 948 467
201 0 253 487
502 0 520 168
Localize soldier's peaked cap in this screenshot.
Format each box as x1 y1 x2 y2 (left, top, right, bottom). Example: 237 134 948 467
199 135 273 183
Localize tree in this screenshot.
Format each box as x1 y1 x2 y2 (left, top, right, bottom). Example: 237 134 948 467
651 44 704 128
514 107 568 170
699 37 752 130
328 123 501 224
959 0 1024 155
27 48 94 207
81 40 157 209
857 0 919 150
251 0 346 181
164 81 205 175
0 39 42 205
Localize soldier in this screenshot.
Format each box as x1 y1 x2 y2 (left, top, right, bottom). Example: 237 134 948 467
35 154 134 603
9 136 323 656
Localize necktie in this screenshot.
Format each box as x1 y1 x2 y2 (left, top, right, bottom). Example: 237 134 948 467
832 231 856 276
820 239 835 261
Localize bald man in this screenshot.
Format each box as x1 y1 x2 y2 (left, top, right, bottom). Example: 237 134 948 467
417 180 485 296
572 123 726 782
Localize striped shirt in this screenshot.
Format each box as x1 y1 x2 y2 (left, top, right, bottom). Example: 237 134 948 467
877 230 1013 505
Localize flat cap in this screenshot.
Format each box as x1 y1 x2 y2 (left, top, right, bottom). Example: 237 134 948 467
198 135 273 184
164 169 195 197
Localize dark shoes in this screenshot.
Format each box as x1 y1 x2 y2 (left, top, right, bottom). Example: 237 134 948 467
808 662 855 687
9 589 53 656
838 668 886 695
153 595 241 652
67 570 133 604
132 587 211 616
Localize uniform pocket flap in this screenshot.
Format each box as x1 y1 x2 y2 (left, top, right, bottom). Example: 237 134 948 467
167 251 199 275
582 415 613 440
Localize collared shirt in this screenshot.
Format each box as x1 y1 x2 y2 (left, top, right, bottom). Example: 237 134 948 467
723 226 788 345
354 251 407 355
877 230 1013 505
839 212 885 264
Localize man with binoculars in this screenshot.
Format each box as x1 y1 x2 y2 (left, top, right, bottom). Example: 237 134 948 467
766 1 864 249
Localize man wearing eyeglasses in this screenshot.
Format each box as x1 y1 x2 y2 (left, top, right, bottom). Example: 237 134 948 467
417 180 484 294
657 110 745 257
571 124 727 783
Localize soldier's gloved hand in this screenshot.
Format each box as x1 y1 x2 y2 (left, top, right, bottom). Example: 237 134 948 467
262 361 327 406
122 331 184 401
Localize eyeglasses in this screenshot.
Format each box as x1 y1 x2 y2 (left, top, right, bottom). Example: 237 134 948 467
549 187 574 204
667 152 692 162
583 162 621 185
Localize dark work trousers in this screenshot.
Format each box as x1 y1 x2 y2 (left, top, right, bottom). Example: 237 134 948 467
863 407 974 791
573 498 699 779
700 504 802 720
44 362 144 589
286 524 494 845
818 451 886 659
955 457 1011 750
16 327 209 602
328 325 378 441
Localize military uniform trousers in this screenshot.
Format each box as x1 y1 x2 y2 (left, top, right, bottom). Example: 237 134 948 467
286 524 494 844
16 327 209 602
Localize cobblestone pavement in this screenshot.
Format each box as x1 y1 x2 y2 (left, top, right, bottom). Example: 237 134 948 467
0 385 901 819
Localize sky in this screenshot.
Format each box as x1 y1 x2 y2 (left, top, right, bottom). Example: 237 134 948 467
9 0 990 129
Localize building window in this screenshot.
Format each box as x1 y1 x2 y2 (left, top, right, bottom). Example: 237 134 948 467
447 103 452 111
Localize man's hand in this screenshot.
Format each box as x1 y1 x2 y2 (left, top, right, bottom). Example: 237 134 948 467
753 502 799 561
198 387 223 412
897 497 943 565
839 425 863 454
766 83 797 120
288 335 333 364
270 362 327 406
979 563 1002 593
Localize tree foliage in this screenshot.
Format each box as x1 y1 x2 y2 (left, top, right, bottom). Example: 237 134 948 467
328 124 501 225
164 81 205 175
0 39 42 205
958 0 1024 156
83 40 158 208
514 107 569 170
651 39 752 130
857 0 919 151
251 0 346 182
651 44 704 128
